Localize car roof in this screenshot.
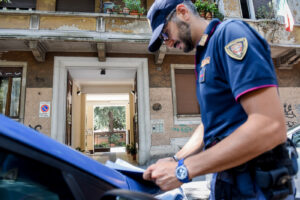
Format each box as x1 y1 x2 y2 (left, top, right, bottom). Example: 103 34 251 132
0 114 129 189
287 124 300 138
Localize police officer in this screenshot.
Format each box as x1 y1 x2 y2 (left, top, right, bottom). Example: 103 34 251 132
143 0 297 199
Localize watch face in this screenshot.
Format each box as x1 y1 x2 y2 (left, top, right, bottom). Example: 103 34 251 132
176 166 188 180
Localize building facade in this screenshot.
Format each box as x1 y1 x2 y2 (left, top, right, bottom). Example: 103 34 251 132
0 0 299 165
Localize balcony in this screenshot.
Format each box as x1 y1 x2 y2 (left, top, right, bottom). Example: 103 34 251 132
0 10 155 61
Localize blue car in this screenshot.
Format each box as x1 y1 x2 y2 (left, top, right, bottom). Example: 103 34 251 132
0 115 182 200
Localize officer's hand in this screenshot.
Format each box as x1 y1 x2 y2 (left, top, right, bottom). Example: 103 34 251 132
156 157 174 164
143 157 176 181
151 161 183 191
143 164 156 181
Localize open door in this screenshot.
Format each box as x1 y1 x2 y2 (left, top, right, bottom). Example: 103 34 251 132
133 73 139 153
66 72 72 146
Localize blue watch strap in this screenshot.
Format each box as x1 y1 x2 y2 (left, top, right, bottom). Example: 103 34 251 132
178 158 184 165
176 158 191 183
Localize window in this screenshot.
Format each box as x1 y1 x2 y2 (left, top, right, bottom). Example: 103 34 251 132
0 135 115 200
56 0 95 12
0 62 27 122
0 149 74 199
240 0 275 19
0 0 36 10
171 64 201 125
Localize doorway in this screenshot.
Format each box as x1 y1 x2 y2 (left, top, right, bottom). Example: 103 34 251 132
51 57 151 165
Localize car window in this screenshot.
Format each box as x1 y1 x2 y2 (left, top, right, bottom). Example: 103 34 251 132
292 131 300 147
0 148 74 200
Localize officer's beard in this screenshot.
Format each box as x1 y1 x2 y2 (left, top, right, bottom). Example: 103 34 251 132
176 20 194 53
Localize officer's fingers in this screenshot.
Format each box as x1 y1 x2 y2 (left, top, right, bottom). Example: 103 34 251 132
143 170 152 180
151 167 164 180
143 164 156 180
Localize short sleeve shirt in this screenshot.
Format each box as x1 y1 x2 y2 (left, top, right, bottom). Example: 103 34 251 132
195 19 278 147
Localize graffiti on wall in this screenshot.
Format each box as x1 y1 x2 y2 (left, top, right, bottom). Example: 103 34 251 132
172 125 194 133
284 103 300 128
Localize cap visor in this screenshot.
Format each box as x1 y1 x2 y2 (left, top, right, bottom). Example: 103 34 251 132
148 23 164 52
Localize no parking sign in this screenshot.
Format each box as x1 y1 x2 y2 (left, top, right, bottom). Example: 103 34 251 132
39 102 51 118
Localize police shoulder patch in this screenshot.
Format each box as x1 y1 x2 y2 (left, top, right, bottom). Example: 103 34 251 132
224 37 248 60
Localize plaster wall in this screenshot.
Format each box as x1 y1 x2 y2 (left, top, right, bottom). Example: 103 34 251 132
247 21 300 45
36 0 56 11
276 63 300 87
126 103 130 135
223 0 242 18
105 17 150 34
150 88 198 146
86 101 94 151
0 15 30 29
71 84 82 149
129 93 135 144
80 94 86 150
279 87 300 129
23 88 52 136
39 16 97 31
289 0 300 23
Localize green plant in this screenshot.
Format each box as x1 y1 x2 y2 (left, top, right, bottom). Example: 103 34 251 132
118 141 126 146
95 142 110 148
109 133 121 145
207 3 217 13
94 106 126 131
129 144 137 155
213 9 224 21
75 147 84 152
194 0 208 12
126 144 131 153
255 2 279 43
113 5 121 13
122 0 145 14
256 4 275 20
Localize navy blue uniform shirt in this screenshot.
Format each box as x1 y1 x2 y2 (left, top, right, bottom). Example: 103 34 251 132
195 19 278 148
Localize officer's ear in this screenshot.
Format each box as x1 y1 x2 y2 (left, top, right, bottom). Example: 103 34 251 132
176 4 190 22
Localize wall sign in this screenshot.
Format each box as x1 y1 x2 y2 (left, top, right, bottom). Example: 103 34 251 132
39 102 51 118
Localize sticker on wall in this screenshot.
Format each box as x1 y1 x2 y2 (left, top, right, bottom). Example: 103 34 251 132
39 102 51 118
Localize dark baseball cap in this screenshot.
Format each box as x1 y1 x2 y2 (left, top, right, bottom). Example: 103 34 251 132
147 0 184 52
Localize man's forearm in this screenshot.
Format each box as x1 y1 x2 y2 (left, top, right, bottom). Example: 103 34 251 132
176 123 204 159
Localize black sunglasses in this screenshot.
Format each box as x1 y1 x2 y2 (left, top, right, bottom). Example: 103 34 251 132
159 9 177 42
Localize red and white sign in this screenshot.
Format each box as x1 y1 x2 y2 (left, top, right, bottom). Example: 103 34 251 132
39 102 51 118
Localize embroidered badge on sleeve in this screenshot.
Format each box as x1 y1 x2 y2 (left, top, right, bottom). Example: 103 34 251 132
201 57 210 68
224 37 248 60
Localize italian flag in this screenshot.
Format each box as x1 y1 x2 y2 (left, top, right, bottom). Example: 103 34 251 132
277 0 294 32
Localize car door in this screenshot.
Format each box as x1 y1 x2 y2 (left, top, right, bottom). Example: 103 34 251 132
0 132 117 200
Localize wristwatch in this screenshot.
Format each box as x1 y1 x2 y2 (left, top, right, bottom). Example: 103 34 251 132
172 155 179 162
175 159 191 183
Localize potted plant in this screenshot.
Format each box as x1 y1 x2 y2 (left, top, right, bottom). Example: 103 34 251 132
129 144 137 160
206 3 217 20
126 144 131 154
123 0 145 15
112 5 121 14
194 0 208 18
214 9 224 21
